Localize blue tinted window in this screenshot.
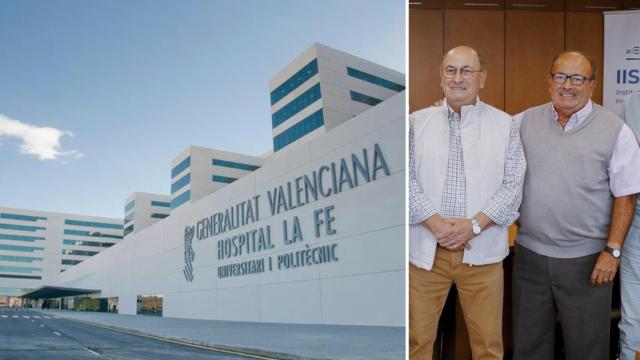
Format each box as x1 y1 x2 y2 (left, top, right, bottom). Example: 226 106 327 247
124 224 134 237
171 173 191 194
124 212 134 225
346 67 405 92
171 190 191 209
64 239 103 247
61 249 98 256
0 244 44 252
171 156 191 178
150 213 169 219
273 109 324 151
0 255 43 263
0 274 41 279
125 200 135 213
0 213 47 222
212 175 237 184
0 223 45 232
0 266 42 273
151 201 171 207
65 219 123 230
63 229 122 239
0 233 45 242
272 83 322 128
350 91 383 106
61 259 82 265
211 159 260 171
271 59 319 105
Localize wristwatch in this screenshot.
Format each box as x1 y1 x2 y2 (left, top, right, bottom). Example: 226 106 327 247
604 246 622 259
470 218 482 235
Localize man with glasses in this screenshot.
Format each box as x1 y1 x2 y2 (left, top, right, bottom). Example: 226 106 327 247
512 51 640 360
409 45 525 359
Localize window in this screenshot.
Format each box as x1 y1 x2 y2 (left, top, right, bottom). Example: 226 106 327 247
212 175 237 184
65 219 123 230
0 266 42 273
0 274 41 279
0 233 45 242
0 213 46 222
151 201 171 208
63 229 122 239
125 200 135 213
271 59 319 105
0 244 44 252
171 173 191 194
61 259 82 265
171 156 191 178
350 91 382 106
272 83 322 128
171 190 191 209
124 212 134 225
211 159 260 171
150 213 169 219
61 249 99 256
0 255 43 263
273 109 324 151
124 224 134 237
0 223 45 232
63 239 103 247
346 67 405 92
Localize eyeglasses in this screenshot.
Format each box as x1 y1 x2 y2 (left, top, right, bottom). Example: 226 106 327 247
550 72 594 86
442 66 482 79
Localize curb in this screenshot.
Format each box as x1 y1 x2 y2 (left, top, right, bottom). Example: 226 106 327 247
35 310 329 360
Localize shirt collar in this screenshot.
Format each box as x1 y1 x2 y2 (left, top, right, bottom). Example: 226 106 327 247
442 97 482 120
552 100 593 131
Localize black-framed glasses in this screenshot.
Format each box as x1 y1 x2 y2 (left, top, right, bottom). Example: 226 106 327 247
443 66 482 79
550 72 593 86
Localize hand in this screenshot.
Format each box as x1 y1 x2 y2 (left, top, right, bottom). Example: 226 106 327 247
422 214 453 240
439 219 474 251
590 251 620 286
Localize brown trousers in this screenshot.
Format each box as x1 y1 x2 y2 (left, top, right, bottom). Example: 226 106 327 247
409 246 504 359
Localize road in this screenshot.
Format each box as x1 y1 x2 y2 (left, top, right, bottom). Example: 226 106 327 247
0 308 261 360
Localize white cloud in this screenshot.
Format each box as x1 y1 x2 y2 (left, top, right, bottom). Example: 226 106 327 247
0 113 82 161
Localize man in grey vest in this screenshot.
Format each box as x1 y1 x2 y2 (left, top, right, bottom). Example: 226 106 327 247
513 51 640 359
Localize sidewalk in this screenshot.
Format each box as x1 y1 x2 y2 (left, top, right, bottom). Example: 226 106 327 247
35 309 405 360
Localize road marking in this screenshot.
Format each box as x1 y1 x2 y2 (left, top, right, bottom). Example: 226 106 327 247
33 316 40 318
40 324 44 327
22 316 29 319
12 316 18 318
53 331 61 336
1 315 7 318
43 316 51 319
54 316 60 319
85 347 100 356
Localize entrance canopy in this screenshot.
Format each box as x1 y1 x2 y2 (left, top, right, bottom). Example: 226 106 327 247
20 286 100 299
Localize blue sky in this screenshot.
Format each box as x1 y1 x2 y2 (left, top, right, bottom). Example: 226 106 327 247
0 0 405 219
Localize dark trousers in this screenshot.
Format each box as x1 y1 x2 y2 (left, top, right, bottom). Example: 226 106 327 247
512 243 612 360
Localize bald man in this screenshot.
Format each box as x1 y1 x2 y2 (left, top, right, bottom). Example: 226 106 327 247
512 52 640 359
409 46 525 359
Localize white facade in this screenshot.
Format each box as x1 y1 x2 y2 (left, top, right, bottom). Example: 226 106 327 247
124 192 171 237
55 91 405 326
170 146 264 210
269 43 405 153
0 208 123 297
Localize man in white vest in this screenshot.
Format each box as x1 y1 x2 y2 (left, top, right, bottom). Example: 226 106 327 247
409 45 526 359
512 51 640 360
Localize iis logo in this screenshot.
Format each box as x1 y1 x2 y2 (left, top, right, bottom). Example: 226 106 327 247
626 46 640 58
183 226 195 282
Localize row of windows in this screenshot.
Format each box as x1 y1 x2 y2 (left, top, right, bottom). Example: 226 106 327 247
211 159 260 171
63 239 114 248
171 190 191 209
62 249 98 256
0 274 41 280
271 59 319 105
0 287 30 295
65 219 123 230
124 224 134 237
151 201 171 208
64 229 122 239
0 244 44 252
0 233 44 242
61 259 82 265
0 222 45 232
172 156 191 178
124 212 134 225
150 213 169 219
272 83 322 128
273 109 325 151
0 213 47 222
346 67 405 92
350 90 383 106
212 175 237 184
171 173 191 194
125 200 135 213
0 265 42 274
0 255 43 263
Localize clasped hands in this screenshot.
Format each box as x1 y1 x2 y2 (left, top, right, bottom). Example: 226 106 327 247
424 214 475 251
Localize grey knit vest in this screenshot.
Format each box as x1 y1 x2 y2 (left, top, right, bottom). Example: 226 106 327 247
517 102 624 258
